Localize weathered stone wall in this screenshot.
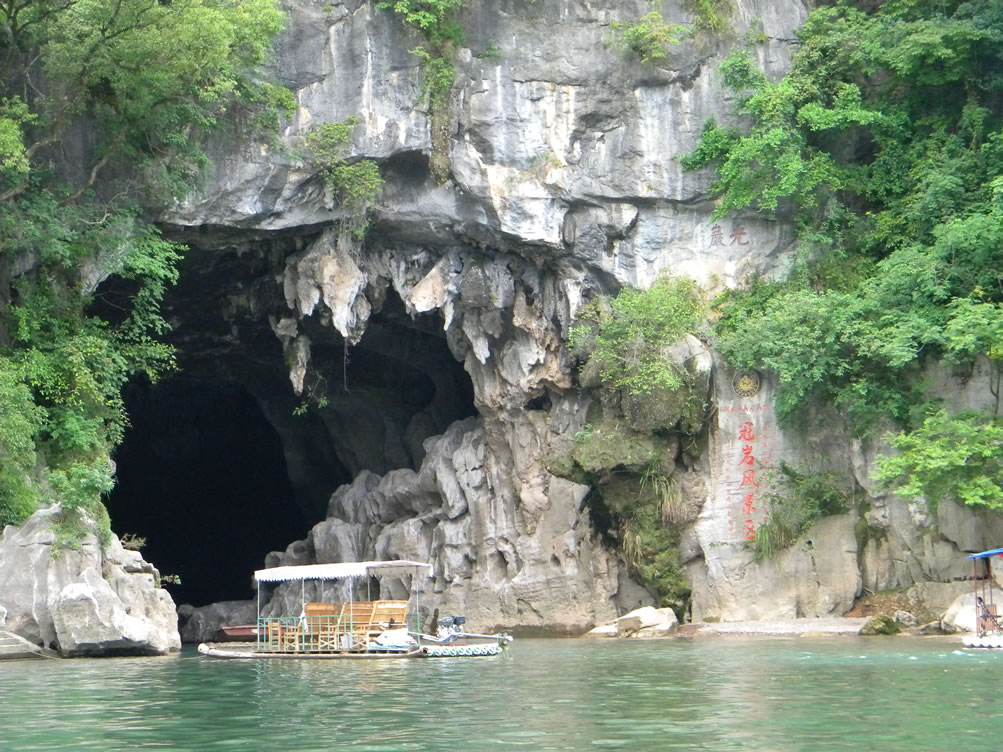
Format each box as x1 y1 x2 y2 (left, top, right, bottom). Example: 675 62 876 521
0 507 180 656
158 0 1000 630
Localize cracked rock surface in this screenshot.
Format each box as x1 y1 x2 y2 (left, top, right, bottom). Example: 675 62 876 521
0 507 180 656
157 0 999 630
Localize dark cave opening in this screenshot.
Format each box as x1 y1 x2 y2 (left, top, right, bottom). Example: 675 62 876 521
106 378 310 606
102 238 479 608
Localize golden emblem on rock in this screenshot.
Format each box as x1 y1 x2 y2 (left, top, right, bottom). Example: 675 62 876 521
732 371 761 398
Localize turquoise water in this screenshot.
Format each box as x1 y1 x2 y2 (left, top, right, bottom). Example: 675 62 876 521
1 638 1001 750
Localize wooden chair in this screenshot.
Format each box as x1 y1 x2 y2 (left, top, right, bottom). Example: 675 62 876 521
279 621 303 653
307 603 345 652
265 621 283 652
371 600 410 634
341 601 377 650
296 601 409 651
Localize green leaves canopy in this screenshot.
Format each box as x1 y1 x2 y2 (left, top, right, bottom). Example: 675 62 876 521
570 277 704 396
688 0 1003 511
0 0 286 537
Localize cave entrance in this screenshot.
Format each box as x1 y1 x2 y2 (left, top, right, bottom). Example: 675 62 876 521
102 239 479 609
105 378 309 606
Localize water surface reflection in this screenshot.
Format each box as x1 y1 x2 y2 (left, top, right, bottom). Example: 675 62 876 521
1 638 1001 750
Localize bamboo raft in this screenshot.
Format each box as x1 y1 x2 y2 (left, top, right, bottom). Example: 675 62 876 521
198 642 503 659
198 561 512 661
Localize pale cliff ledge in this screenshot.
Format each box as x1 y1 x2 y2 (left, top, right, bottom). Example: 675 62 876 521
0 507 180 657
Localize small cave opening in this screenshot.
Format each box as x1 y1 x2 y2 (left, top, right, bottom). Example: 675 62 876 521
106 378 311 606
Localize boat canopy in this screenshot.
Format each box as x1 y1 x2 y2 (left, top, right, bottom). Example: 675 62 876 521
967 548 1003 560
254 560 432 583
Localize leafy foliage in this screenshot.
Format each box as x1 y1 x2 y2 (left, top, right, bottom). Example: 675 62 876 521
683 0 732 34
0 0 286 539
752 463 850 560
410 47 457 109
876 411 1003 512
377 0 463 182
687 0 1003 438
304 118 384 212
377 0 463 106
376 0 464 47
619 500 690 617
569 277 704 396
611 12 687 65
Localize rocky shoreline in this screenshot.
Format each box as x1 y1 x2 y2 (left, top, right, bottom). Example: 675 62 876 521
0 507 180 657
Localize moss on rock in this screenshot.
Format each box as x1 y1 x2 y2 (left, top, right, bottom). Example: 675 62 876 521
860 614 901 636
571 419 676 475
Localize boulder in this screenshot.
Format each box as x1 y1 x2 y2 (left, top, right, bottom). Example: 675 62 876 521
584 607 679 639
583 623 619 638
0 506 180 656
904 581 971 623
894 610 917 627
615 607 678 636
633 621 680 639
860 614 900 636
942 590 1003 633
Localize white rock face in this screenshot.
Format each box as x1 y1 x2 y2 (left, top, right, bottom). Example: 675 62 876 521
687 363 861 622
153 0 1001 630
0 507 180 656
157 0 814 630
261 419 650 632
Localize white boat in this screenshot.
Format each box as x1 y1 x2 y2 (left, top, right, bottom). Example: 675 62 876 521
197 560 512 660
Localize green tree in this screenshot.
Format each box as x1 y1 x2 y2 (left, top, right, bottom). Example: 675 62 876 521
569 276 704 396
688 0 1003 438
876 411 1003 512
304 118 384 218
0 0 287 539
611 11 687 65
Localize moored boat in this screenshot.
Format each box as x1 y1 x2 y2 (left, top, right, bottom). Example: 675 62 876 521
217 624 258 641
961 548 1003 649
197 560 512 660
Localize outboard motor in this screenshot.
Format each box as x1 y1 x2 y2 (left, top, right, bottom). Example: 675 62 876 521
436 615 467 641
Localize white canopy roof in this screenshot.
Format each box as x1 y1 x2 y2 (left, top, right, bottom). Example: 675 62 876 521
254 560 432 583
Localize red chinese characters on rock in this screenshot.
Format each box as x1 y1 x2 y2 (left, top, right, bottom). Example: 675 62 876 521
738 421 758 542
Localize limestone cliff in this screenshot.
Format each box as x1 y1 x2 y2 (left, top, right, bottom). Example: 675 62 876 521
0 507 180 656
160 0 997 630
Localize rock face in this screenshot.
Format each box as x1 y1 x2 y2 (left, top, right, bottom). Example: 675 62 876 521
150 0 1001 631
0 507 181 656
942 590 1003 634
159 0 808 630
261 418 650 631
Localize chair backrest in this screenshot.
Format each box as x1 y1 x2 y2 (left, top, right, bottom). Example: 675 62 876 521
371 600 409 629
266 621 282 648
342 602 377 634
305 602 343 617
299 601 408 642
